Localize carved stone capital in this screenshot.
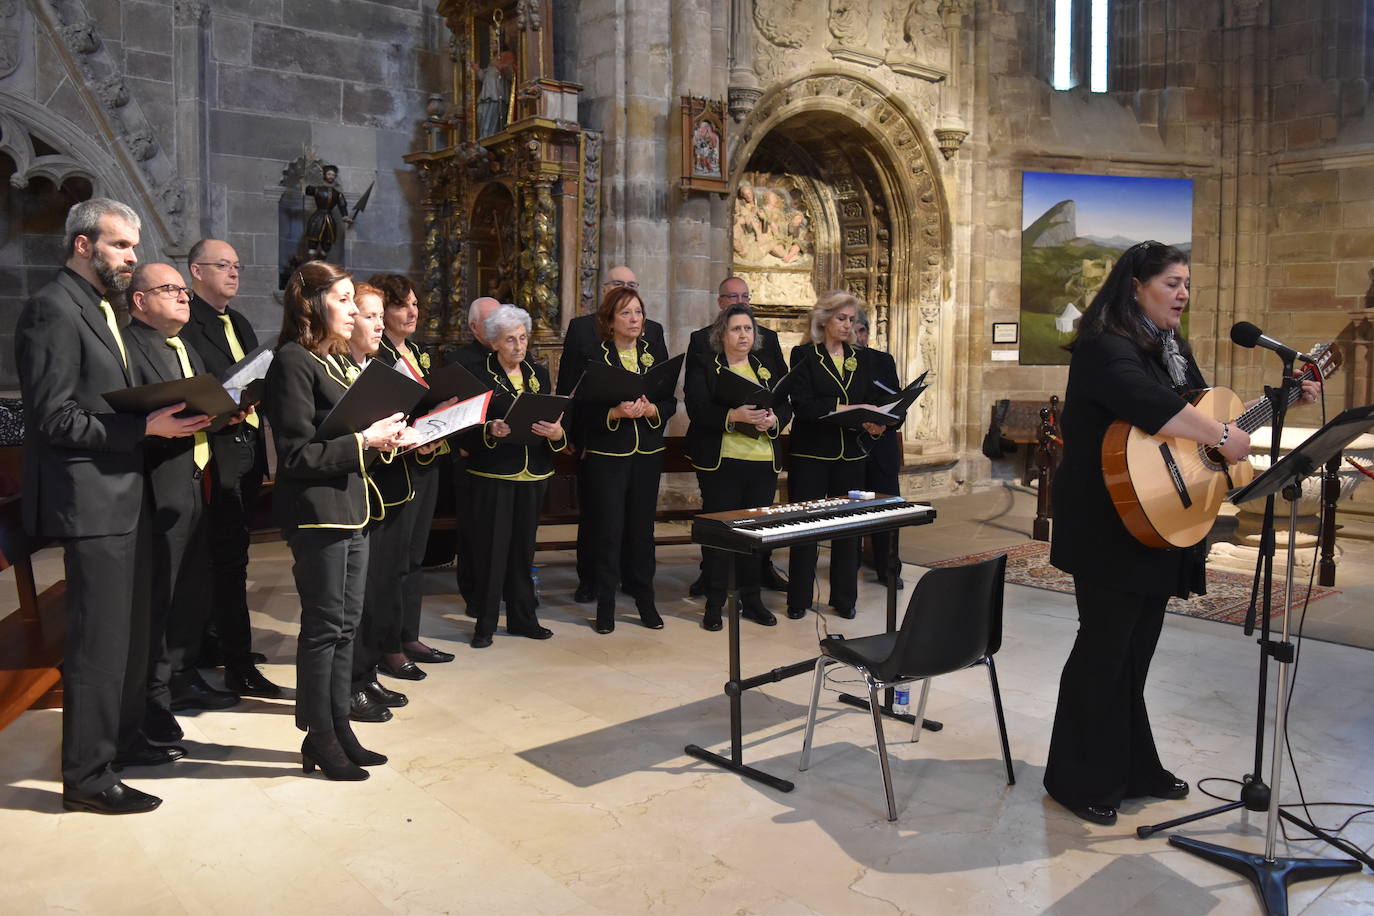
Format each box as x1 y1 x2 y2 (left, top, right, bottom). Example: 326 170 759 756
728 85 763 122
174 0 207 27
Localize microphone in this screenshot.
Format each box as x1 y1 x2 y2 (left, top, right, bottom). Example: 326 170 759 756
1229 321 1316 364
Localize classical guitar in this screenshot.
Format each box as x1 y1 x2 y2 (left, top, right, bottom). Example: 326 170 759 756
1102 343 1342 549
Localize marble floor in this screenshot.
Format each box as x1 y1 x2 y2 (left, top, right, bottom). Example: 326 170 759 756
1 486 1371 914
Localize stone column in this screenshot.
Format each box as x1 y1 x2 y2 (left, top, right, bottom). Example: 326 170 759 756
728 0 761 121
173 0 208 246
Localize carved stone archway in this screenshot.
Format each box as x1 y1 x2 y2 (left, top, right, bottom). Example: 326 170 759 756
729 71 953 458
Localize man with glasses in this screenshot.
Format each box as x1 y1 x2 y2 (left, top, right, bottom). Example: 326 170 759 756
684 275 788 596
17 200 209 813
179 239 282 705
556 266 667 603
125 263 239 749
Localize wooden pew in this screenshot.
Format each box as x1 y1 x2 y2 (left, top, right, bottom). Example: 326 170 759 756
0 494 65 731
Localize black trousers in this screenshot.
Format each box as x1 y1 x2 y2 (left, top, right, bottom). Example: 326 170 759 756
452 453 476 606
287 527 368 732
697 460 778 607
165 517 211 680
1043 577 1172 809
144 476 207 712
467 476 546 638
787 457 866 612
201 433 262 665
60 523 146 795
353 508 406 684
399 463 442 644
864 435 902 578
583 452 662 608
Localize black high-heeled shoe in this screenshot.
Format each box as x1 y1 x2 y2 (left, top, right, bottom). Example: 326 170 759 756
637 604 664 630
332 717 387 767
301 730 368 781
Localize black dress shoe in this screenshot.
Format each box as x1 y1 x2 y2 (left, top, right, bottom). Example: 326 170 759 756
332 717 387 767
349 690 393 722
573 584 595 603
378 659 426 681
63 781 162 815
593 618 615 635
114 744 187 769
404 644 455 664
169 671 241 711
364 679 408 708
224 663 284 699
761 565 789 592
471 634 493 649
741 599 777 627
637 605 665 630
1070 803 1118 826
687 575 706 598
786 606 808 620
1149 778 1190 800
508 625 554 640
832 606 857 620
143 706 184 743
702 605 723 631
301 731 367 781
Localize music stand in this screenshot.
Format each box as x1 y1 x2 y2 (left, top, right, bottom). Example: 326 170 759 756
1165 405 1374 916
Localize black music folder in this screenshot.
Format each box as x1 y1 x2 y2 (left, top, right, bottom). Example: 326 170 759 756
417 361 490 411
713 366 779 409
315 359 428 441
573 353 686 404
501 393 571 445
103 374 239 421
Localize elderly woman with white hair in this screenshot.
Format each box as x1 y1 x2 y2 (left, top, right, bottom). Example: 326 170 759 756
784 290 886 621
466 304 567 649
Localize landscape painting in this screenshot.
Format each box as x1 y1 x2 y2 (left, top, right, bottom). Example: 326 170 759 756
1019 172 1193 365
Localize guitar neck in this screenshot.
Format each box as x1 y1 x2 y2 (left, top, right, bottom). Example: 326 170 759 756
1233 364 1314 435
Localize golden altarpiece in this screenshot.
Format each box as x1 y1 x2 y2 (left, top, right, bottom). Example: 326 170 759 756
404 0 599 368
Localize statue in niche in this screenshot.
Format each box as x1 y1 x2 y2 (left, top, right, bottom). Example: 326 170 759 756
903 0 944 50
303 164 351 261
475 9 515 139
828 0 868 48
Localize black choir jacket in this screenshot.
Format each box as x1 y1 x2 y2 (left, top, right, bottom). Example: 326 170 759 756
125 319 208 525
179 293 268 489
787 342 881 461
262 341 382 531
15 267 146 538
574 337 676 457
684 349 792 473
467 354 567 479
863 347 905 484
342 353 412 511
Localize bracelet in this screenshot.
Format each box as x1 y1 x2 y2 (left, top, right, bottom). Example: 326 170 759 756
1214 421 1230 450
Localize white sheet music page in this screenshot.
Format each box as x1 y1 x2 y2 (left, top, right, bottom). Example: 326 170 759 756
406 391 492 451
220 345 274 403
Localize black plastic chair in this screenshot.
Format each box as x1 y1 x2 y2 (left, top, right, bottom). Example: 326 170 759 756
798 554 1013 821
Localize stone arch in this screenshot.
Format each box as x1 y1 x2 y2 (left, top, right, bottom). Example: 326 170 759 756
729 70 952 452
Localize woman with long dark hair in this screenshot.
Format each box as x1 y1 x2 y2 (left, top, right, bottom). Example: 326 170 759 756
263 261 411 781
1044 240 1317 825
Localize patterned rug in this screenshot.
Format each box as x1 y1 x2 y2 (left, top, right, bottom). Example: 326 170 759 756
925 541 1341 625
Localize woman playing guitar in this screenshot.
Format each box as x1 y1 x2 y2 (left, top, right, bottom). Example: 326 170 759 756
1044 241 1318 827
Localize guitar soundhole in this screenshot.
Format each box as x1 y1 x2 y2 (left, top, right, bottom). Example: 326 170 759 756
1198 443 1226 473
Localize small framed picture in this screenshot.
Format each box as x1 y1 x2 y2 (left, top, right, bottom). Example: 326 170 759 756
992 322 1019 344
680 96 727 194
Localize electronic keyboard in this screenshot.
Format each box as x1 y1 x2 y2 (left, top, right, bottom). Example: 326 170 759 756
691 495 935 552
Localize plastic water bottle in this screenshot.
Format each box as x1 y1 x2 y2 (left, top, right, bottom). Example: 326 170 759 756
892 684 910 715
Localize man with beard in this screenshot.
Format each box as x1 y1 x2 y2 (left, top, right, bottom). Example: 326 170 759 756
178 238 281 707
16 199 210 813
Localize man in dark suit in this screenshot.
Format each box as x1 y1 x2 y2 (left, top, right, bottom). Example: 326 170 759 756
178 238 281 701
125 262 240 745
557 266 667 603
16 199 209 814
684 276 788 596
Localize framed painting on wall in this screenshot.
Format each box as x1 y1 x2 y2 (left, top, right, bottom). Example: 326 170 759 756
680 96 728 194
1019 172 1194 365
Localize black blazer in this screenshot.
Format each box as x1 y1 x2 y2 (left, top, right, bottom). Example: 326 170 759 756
556 313 667 395
575 336 676 457
684 349 792 473
445 339 494 373
125 319 207 526
262 342 381 531
342 354 412 509
863 347 904 483
1049 331 1208 598
179 293 268 489
377 334 450 475
14 268 146 538
467 354 567 479
787 342 880 462
686 320 784 374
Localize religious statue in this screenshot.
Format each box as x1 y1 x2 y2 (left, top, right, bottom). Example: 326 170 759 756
828 0 867 48
303 164 351 260
475 10 515 139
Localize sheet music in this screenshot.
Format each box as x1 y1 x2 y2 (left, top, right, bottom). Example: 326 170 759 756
220 344 274 404
392 356 428 386
404 391 491 451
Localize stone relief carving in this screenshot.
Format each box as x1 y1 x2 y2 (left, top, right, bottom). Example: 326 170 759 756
95 77 129 109
59 21 99 54
754 0 812 49
515 0 542 30
827 0 867 48
173 0 206 27
580 130 603 314
125 128 157 160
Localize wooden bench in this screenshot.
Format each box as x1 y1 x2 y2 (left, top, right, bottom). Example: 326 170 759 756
0 494 65 731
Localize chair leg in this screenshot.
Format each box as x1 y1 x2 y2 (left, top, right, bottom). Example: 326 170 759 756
910 678 932 743
868 682 898 821
984 657 1015 785
799 656 830 772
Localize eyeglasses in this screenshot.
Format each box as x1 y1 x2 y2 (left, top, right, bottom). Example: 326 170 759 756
194 261 242 273
605 279 639 290
142 284 191 299
720 292 751 302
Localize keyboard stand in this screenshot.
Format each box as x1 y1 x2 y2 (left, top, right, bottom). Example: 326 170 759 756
684 510 938 792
